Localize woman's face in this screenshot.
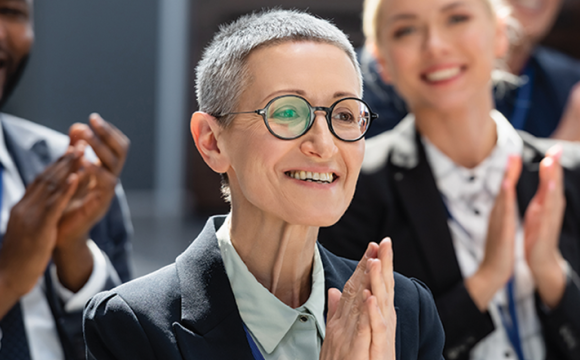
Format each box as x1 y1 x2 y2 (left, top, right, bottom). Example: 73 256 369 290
509 0 562 43
218 41 364 227
374 0 507 112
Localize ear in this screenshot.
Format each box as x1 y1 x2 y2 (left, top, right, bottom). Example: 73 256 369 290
494 14 510 59
190 112 230 173
367 40 393 84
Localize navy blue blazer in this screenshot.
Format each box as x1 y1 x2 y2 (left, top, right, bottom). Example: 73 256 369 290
0 113 133 360
84 215 445 360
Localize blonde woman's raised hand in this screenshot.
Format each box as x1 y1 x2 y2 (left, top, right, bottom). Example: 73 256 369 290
465 155 522 311
523 144 567 308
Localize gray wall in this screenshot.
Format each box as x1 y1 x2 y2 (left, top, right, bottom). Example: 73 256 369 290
3 0 159 191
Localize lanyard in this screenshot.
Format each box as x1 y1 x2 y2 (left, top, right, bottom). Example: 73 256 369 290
510 64 535 130
243 324 266 360
499 277 526 360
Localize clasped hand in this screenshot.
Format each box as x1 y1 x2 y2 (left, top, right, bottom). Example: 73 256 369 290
467 145 567 311
321 239 397 360
0 114 129 319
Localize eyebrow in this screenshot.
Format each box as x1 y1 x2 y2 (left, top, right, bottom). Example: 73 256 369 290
261 90 358 104
387 1 467 23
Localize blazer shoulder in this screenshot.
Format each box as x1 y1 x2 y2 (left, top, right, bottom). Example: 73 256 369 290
106 264 180 313
393 273 446 359
2 113 69 156
519 130 580 169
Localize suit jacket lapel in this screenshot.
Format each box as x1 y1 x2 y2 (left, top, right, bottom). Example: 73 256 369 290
390 129 463 292
2 117 52 186
174 215 255 360
516 140 542 217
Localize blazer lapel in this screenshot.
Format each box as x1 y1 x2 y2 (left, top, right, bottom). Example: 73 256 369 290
2 117 52 186
516 140 542 217
173 216 255 360
390 130 463 292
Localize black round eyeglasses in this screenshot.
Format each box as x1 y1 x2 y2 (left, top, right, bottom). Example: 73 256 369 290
215 95 378 142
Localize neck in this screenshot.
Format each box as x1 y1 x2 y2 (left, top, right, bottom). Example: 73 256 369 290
507 40 535 75
228 207 318 309
414 95 497 168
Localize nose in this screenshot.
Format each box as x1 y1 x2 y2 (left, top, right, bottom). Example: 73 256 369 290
299 111 338 159
422 26 449 57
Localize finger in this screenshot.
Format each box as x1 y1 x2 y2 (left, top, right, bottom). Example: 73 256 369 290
337 243 378 315
504 154 522 189
43 173 80 223
25 151 80 201
327 288 341 321
367 295 392 360
89 114 129 172
350 293 372 359
378 238 395 296
368 258 390 316
535 147 564 207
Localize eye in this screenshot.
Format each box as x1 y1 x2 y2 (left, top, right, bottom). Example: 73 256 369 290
332 109 356 123
271 106 301 122
393 26 415 39
0 5 29 20
448 14 470 25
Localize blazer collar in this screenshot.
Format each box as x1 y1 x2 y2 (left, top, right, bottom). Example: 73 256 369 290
1 115 52 185
387 124 463 291
174 215 255 360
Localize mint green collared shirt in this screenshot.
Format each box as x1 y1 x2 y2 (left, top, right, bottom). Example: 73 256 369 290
216 215 326 360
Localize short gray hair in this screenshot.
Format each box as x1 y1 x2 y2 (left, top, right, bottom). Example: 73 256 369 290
195 9 362 127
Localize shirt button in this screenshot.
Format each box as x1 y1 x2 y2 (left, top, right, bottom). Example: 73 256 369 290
468 175 476 182
299 315 308 323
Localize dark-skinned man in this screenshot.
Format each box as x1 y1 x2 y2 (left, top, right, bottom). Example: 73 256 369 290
0 0 132 359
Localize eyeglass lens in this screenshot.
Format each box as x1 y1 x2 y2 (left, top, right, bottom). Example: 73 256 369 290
265 96 370 140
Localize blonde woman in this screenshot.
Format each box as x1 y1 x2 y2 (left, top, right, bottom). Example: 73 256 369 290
321 0 580 359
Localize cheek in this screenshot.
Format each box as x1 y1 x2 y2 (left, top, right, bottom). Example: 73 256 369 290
9 26 33 60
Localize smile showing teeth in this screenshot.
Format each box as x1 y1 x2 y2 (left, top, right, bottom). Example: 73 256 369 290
425 67 460 82
513 0 541 10
286 170 335 183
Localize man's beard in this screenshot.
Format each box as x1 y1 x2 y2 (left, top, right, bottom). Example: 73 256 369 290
0 54 29 110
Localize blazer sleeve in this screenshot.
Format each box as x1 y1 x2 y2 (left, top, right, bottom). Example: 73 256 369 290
83 291 157 360
89 182 133 283
52 183 133 360
412 279 446 360
536 265 580 360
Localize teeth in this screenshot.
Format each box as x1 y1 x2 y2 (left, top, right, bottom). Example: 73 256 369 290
287 171 335 183
513 0 541 10
425 67 460 82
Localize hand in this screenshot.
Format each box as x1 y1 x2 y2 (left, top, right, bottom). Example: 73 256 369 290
551 82 580 142
0 148 81 318
53 113 130 291
321 239 396 360
465 155 521 311
523 145 567 308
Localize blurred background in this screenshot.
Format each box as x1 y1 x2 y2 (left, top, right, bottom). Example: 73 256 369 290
4 0 579 277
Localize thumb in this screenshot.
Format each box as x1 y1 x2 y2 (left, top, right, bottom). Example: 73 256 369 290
327 288 342 321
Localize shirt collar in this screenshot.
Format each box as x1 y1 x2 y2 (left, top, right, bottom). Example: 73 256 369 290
216 214 326 354
422 110 523 201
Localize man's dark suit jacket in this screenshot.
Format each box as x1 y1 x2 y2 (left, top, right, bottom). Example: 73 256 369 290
319 117 580 360
83 215 445 360
0 113 133 360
